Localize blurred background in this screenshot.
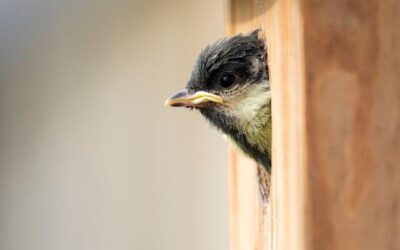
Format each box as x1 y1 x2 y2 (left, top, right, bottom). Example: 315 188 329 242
0 0 228 250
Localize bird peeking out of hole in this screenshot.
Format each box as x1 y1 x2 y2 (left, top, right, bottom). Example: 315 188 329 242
165 29 271 176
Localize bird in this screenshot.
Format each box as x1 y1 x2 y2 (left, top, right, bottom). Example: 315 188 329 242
165 29 271 174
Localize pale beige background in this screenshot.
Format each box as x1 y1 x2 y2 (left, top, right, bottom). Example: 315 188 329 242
0 1 228 250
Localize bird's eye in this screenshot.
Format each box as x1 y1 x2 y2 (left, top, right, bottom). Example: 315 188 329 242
219 74 236 88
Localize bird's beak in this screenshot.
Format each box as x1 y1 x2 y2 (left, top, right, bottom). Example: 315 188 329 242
165 89 224 107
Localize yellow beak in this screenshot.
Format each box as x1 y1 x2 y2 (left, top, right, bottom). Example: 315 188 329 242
165 89 224 107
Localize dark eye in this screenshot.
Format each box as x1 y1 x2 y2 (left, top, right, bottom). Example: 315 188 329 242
219 74 236 88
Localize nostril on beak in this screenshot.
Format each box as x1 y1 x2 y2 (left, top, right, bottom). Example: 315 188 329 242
165 89 190 107
170 89 188 99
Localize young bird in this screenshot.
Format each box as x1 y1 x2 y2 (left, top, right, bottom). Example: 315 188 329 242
165 30 271 173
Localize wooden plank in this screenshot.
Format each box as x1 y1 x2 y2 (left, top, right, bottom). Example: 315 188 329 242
265 0 307 249
228 147 270 250
267 0 400 249
302 1 400 249
225 1 272 249
228 0 400 249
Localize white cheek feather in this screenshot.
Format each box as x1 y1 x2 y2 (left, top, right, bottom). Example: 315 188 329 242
221 80 271 152
225 80 270 126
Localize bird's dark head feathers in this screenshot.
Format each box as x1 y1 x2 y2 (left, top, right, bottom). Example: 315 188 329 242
187 29 268 93
184 30 270 133
165 29 271 170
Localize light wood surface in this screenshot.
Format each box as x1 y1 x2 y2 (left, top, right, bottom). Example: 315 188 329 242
265 0 307 249
300 0 400 249
228 0 400 249
226 1 272 250
228 147 270 250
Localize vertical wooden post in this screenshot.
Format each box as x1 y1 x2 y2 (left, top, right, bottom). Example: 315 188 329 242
269 0 400 249
265 0 307 249
226 1 272 250
228 0 400 249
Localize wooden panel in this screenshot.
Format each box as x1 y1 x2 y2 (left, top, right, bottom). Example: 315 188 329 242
225 1 272 250
228 0 400 249
264 0 307 250
266 0 400 250
228 147 270 250
302 1 400 249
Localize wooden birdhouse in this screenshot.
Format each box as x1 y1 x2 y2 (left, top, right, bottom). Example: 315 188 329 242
226 0 400 249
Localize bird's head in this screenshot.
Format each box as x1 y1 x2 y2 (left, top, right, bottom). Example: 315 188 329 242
165 30 269 135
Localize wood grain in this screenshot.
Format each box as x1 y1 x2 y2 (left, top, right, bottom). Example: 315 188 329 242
226 1 272 249
228 147 270 250
267 0 400 249
302 1 400 249
265 0 307 249
228 0 400 249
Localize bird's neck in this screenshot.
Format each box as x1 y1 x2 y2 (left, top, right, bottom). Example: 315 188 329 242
201 84 272 171
224 82 272 157
226 96 272 171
